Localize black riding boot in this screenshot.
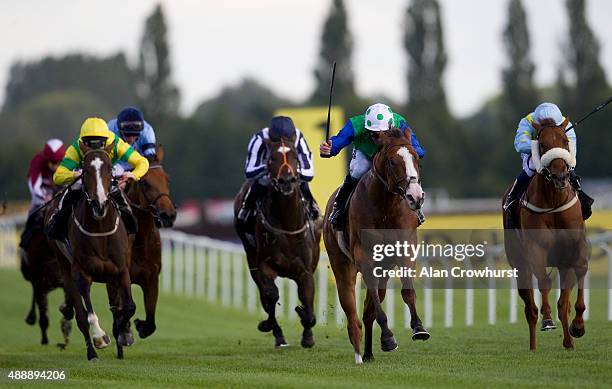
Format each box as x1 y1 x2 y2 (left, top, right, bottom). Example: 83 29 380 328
110 189 138 235
45 189 83 241
503 170 531 228
300 181 320 220
570 171 594 220
238 179 267 224
19 212 41 249
329 174 358 229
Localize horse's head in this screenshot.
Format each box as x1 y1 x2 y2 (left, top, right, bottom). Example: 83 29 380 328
372 128 425 210
532 118 576 190
79 141 114 220
266 136 299 196
128 145 177 228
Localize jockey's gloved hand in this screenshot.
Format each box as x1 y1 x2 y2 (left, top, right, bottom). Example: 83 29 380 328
73 169 82 179
118 172 136 189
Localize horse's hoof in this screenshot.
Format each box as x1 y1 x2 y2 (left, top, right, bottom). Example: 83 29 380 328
135 318 156 339
56 343 67 351
363 353 374 363
412 326 431 341
93 335 111 349
118 331 134 347
380 336 398 352
275 337 289 348
25 314 36 326
569 322 585 338
540 319 556 331
41 337 49 345
89 357 99 362
258 320 273 333
301 335 315 348
355 353 363 365
87 350 98 361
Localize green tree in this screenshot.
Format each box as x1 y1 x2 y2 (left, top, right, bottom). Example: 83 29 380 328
310 0 356 109
137 4 180 123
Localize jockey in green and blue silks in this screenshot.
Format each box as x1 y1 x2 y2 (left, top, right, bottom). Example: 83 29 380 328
320 103 426 228
503 102 593 221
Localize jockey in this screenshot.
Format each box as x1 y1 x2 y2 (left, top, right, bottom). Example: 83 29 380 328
108 106 156 176
19 139 65 249
320 103 426 228
503 102 593 220
46 117 150 241
238 116 318 223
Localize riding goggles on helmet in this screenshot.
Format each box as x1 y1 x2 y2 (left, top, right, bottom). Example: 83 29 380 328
82 136 107 150
119 120 144 135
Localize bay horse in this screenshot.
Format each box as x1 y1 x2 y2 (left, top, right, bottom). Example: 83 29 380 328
124 145 176 339
234 137 323 348
47 141 136 360
323 128 429 364
20 210 72 347
503 118 588 350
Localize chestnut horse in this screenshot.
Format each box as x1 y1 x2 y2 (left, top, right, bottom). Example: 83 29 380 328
48 141 136 360
234 137 322 348
503 118 588 350
323 128 429 364
124 145 176 339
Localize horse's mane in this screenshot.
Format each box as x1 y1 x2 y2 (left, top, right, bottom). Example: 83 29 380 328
538 118 558 128
386 127 405 139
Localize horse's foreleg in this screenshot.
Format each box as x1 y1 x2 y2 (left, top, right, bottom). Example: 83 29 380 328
539 287 556 331
400 277 430 341
34 287 49 345
76 274 110 349
135 276 159 339
25 285 36 326
294 271 316 348
518 288 537 350
362 288 375 361
361 266 396 353
251 268 286 347
57 287 73 349
570 264 588 339
65 269 97 360
116 269 136 351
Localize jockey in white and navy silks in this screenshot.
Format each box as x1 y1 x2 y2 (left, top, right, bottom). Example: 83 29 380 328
238 116 318 223
320 103 426 228
108 106 156 176
503 102 593 221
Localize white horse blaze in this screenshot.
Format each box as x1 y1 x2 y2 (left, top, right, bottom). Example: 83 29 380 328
397 147 424 201
277 146 291 154
90 157 107 204
88 312 106 339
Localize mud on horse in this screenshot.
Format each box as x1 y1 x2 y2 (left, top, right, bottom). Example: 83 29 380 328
503 118 588 350
323 128 429 364
124 145 176 339
47 141 136 360
234 137 323 348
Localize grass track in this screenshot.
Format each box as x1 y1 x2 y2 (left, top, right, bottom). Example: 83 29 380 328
1 269 611 388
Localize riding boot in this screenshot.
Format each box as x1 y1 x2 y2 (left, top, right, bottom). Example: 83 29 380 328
45 189 82 241
570 171 594 220
110 189 138 235
300 181 320 220
19 212 39 249
503 170 531 227
238 179 267 224
329 174 358 229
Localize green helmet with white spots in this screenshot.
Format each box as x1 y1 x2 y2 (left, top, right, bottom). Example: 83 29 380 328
364 103 394 132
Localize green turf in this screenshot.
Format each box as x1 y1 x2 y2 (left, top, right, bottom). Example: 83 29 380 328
0 269 611 388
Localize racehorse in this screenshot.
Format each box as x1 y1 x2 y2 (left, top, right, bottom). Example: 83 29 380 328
323 128 429 364
234 137 322 348
503 118 588 350
47 141 136 360
20 210 72 347
124 145 176 339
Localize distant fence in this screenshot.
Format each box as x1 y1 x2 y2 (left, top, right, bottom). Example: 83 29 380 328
2 215 611 327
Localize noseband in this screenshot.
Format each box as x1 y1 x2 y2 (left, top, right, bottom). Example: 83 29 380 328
372 144 419 200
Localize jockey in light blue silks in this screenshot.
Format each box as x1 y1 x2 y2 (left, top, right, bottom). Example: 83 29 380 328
320 103 426 228
238 116 318 224
503 102 593 221
108 106 157 176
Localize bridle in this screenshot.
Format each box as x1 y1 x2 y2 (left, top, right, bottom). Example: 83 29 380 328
81 149 114 209
269 139 299 194
535 123 573 184
127 164 175 224
372 143 420 201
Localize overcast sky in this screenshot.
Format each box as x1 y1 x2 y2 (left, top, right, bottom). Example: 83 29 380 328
1 0 611 118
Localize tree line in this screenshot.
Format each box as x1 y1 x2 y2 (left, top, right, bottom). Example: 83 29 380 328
0 0 610 203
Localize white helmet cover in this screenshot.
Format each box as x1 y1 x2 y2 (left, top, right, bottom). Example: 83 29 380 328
533 102 563 125
365 103 394 132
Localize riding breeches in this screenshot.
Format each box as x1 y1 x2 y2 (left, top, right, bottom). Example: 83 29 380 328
349 149 371 180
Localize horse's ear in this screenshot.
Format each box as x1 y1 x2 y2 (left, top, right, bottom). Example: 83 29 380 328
531 120 541 135
104 140 114 155
78 140 89 155
156 144 164 162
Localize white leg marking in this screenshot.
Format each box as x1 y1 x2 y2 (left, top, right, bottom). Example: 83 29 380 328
90 157 107 204
355 352 363 365
88 312 106 339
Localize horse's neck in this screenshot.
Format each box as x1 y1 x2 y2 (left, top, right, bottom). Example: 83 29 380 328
128 187 155 236
264 188 305 230
364 171 404 221
528 175 573 208
74 197 119 230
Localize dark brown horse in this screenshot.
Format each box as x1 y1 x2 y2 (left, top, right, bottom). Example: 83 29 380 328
48 141 136 360
503 118 588 350
124 145 176 339
20 210 72 347
323 129 428 364
234 137 322 348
